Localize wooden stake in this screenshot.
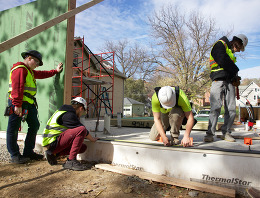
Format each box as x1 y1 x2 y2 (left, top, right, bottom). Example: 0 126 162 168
64 0 76 104
95 164 236 198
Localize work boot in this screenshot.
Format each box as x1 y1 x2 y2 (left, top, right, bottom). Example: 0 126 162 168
11 155 30 164
45 150 57 165
63 158 86 171
23 152 44 160
221 133 236 142
203 134 214 142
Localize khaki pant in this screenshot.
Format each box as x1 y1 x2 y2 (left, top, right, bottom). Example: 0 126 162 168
149 106 185 140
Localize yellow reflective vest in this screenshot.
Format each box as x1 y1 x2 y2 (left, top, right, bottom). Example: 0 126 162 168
210 40 237 73
42 110 68 147
8 65 37 104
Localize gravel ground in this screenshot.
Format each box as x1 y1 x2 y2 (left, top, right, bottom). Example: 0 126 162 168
0 139 44 164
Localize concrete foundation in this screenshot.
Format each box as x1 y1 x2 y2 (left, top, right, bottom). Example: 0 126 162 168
79 139 260 191
1 118 260 193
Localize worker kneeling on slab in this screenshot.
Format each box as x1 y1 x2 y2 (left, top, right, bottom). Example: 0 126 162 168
149 86 194 147
42 97 98 171
6 50 63 164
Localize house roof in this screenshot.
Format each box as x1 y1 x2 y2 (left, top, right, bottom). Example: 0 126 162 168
240 81 259 96
239 85 247 93
124 97 144 105
75 38 127 79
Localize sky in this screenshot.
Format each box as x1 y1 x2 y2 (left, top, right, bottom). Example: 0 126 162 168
1 0 260 79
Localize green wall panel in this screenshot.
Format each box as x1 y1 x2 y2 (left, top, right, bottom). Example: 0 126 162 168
0 0 68 134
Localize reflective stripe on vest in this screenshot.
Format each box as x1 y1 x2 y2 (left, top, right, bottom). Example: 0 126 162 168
210 40 236 73
42 110 68 147
8 65 37 104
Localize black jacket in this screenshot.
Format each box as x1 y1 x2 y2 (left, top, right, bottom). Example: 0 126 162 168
57 105 86 130
47 105 88 151
210 36 239 81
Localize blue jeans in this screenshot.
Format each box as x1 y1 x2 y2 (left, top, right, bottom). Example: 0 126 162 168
6 99 40 158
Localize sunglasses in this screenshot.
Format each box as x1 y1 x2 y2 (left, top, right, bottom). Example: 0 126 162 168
30 57 40 66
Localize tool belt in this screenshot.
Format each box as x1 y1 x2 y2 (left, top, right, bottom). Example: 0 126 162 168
4 106 13 116
231 76 241 87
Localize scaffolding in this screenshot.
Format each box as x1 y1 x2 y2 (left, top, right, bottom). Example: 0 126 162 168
72 37 115 121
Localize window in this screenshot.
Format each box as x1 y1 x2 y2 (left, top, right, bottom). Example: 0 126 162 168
254 95 256 100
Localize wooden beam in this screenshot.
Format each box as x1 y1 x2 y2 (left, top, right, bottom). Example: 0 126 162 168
0 0 104 53
247 187 260 198
64 0 76 104
95 164 236 198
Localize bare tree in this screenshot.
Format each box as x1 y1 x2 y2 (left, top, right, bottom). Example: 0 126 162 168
149 5 225 99
102 39 157 80
241 78 260 86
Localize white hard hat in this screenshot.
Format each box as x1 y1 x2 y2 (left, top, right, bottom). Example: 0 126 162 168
158 86 176 109
234 34 248 51
71 97 87 110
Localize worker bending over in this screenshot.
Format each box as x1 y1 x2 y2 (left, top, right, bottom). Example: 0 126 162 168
149 86 194 147
42 97 98 171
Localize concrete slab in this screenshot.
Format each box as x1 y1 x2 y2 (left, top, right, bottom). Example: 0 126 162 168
78 118 260 193
82 118 260 154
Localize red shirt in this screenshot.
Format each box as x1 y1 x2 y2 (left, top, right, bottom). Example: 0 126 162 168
10 62 58 107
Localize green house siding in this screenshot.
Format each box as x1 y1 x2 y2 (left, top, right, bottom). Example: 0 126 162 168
0 0 68 134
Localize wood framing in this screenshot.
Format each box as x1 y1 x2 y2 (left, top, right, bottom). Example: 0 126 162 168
64 0 76 104
95 164 236 197
0 0 104 53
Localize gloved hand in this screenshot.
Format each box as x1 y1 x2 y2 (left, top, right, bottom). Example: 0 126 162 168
231 76 241 87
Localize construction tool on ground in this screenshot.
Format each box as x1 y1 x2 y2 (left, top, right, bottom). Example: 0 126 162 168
238 97 255 130
235 81 254 130
244 137 253 151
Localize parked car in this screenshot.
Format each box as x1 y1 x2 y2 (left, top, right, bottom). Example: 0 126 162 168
195 109 223 118
195 109 210 118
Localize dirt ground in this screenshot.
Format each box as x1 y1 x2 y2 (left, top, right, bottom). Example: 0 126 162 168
0 158 247 198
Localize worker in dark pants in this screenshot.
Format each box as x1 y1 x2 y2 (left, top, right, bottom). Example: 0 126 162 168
6 50 63 164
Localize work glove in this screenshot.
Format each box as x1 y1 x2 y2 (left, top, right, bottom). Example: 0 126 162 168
231 76 241 87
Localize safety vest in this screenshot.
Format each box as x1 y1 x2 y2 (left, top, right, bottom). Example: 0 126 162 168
8 65 37 104
42 110 68 147
210 40 236 73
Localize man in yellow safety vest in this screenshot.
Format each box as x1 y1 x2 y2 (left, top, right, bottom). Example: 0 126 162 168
6 50 63 164
204 34 248 142
42 97 98 171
